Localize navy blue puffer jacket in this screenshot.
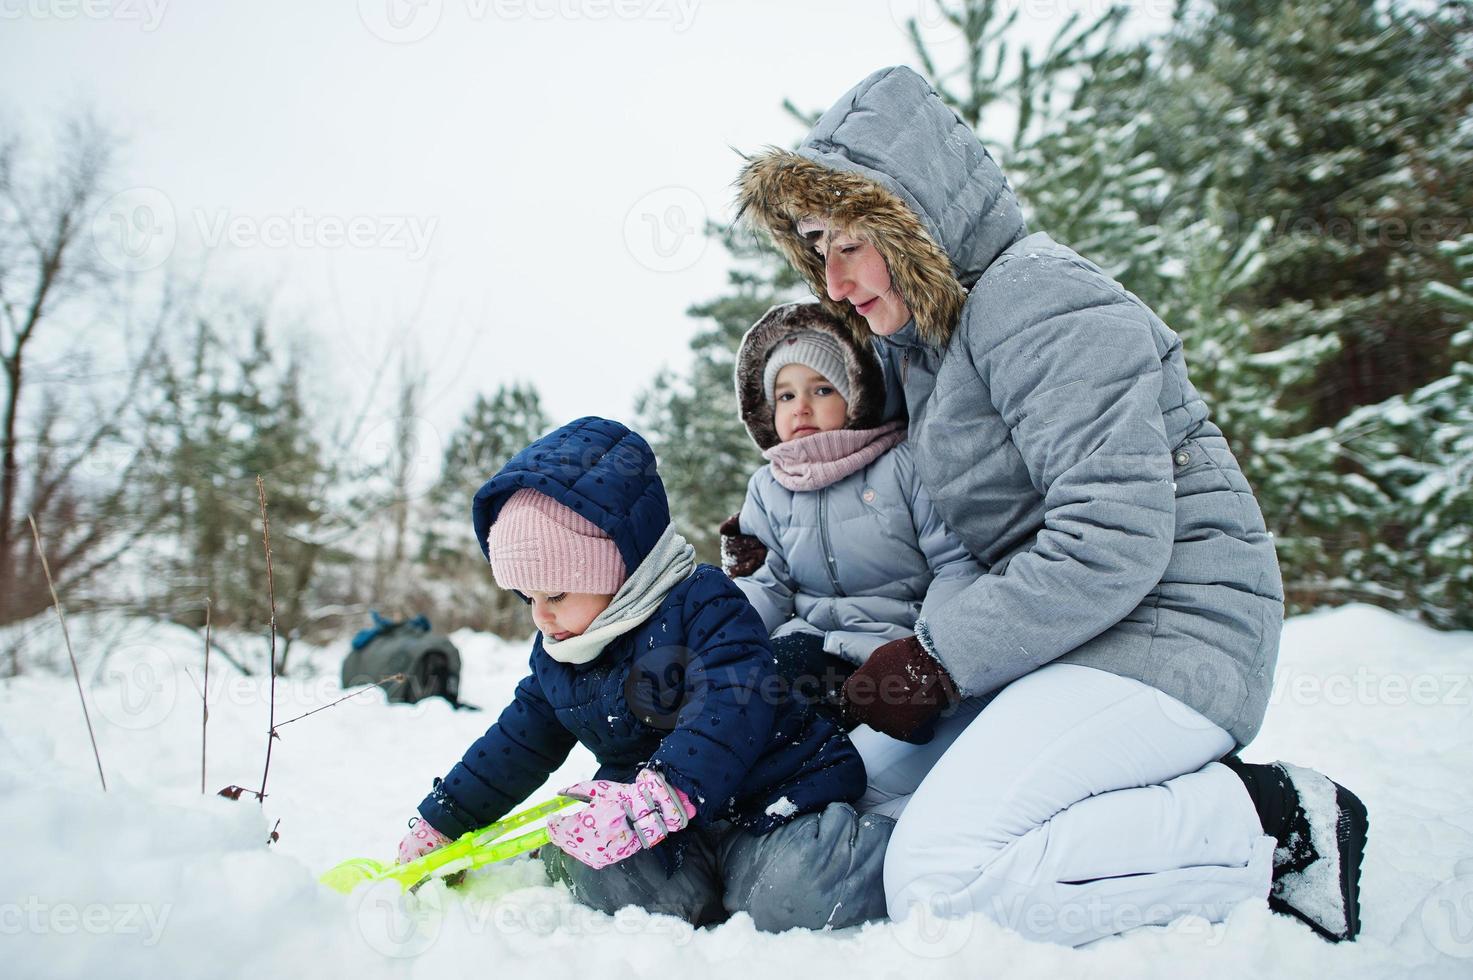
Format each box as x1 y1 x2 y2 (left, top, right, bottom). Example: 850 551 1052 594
418 417 864 838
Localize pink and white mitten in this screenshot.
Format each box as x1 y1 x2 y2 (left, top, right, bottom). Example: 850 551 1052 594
396 816 452 865
546 768 697 870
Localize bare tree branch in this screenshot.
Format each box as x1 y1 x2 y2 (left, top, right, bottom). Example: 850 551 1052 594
0 115 122 622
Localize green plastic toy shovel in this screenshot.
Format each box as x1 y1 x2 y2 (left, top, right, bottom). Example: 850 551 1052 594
320 795 577 895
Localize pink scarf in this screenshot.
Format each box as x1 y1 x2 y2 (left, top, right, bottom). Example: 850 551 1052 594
762 421 907 492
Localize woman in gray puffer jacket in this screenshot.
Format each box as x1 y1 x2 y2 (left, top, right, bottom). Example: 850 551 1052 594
733 65 1367 946
732 302 983 713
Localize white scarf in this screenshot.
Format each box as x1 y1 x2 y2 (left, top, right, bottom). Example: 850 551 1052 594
540 523 697 665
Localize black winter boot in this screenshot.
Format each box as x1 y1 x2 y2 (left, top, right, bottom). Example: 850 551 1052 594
1221 756 1368 942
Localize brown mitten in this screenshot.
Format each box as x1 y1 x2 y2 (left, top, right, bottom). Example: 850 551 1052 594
841 635 959 743
719 513 767 578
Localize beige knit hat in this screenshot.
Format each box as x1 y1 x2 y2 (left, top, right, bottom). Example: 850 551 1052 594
761 330 853 406
486 488 626 595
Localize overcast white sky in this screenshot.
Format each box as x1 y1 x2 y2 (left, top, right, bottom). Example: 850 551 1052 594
1 0 1167 471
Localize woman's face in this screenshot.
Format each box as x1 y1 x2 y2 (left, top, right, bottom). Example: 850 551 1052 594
798 217 911 336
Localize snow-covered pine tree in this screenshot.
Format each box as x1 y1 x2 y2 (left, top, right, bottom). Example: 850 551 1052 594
1007 42 1172 312
1086 0 1473 617
1332 234 1473 628
1149 0 1473 426
1167 205 1373 599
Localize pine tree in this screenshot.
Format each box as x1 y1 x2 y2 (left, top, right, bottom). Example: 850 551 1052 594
1333 234 1473 627
419 383 549 635
1007 45 1169 302
635 223 804 563
901 0 1127 141
1149 0 1473 425
145 310 340 664
1146 203 1353 590
1127 0 1473 613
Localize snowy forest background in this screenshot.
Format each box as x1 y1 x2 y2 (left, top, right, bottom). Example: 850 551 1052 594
2 0 1470 673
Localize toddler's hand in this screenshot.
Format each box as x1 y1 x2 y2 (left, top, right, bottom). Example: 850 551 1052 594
547 768 696 870
719 513 766 578
396 816 452 865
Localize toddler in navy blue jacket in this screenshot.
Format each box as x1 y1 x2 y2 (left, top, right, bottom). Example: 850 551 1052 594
396 417 893 930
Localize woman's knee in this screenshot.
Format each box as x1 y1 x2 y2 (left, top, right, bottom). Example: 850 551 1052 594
883 828 1038 930
881 801 1021 923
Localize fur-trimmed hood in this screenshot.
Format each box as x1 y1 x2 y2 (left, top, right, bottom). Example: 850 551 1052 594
735 66 1028 347
735 302 887 451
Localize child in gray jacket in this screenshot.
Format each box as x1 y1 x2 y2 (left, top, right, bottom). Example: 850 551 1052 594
731 302 984 717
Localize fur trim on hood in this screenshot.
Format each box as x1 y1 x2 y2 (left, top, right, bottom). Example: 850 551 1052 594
734 66 1028 349
736 150 965 348
736 302 887 451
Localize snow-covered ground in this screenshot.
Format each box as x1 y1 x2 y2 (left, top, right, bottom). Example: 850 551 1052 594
1 604 1469 978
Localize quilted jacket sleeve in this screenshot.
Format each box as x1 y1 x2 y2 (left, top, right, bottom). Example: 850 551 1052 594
894 444 985 628
646 568 779 823
918 258 1176 698
417 661 578 837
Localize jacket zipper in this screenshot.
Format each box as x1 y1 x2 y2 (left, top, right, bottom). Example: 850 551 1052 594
902 350 910 386
817 488 842 595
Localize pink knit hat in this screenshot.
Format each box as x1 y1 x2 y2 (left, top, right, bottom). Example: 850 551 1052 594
486 488 626 595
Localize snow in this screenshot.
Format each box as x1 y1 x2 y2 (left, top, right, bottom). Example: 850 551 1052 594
764 797 798 820
1272 761 1346 937
3 604 1471 977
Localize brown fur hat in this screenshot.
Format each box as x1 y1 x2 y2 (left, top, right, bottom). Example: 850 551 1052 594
736 302 888 451
735 149 965 349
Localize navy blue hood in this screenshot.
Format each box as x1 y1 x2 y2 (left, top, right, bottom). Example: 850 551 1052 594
471 416 671 580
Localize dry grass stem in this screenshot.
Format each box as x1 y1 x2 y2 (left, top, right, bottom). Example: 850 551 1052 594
256 476 279 805
28 515 106 792
272 672 407 731
201 598 211 794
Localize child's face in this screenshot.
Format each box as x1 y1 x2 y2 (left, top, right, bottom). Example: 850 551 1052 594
773 363 849 442
528 590 615 641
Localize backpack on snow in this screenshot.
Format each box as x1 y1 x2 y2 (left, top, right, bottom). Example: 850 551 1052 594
341 611 462 706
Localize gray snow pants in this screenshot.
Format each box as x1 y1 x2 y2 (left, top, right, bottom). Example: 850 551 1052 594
541 802 893 932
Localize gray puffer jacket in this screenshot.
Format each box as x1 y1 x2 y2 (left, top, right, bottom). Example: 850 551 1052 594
737 66 1284 746
733 303 984 665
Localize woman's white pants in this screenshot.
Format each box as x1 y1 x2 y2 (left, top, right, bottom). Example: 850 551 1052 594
850 663 1274 946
